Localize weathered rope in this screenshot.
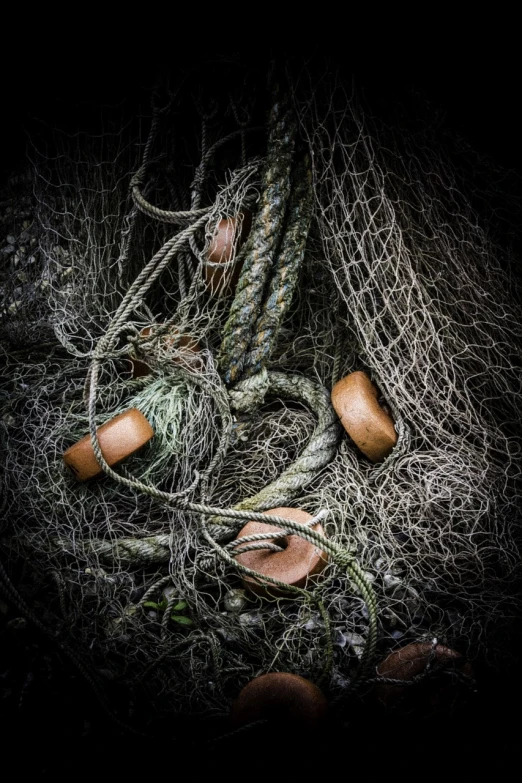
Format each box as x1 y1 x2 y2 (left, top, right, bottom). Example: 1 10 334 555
243 153 313 377
132 126 262 222
222 371 342 515
218 91 296 384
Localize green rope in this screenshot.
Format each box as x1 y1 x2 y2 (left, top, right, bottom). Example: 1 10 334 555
221 370 342 516
317 598 334 686
218 89 296 384
243 153 313 377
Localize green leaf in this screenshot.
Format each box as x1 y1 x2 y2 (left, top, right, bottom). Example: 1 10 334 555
172 600 188 612
143 601 160 610
171 614 193 626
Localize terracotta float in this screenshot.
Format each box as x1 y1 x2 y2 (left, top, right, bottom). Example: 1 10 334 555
375 641 473 707
63 408 154 481
230 672 328 727
233 507 328 597
130 326 201 378
204 211 251 296
331 370 397 462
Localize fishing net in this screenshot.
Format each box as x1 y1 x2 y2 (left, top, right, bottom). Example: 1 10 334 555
1 59 521 731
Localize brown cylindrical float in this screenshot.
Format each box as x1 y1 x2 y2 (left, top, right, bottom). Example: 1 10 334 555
375 641 473 708
63 408 154 481
204 211 251 296
233 507 328 597
130 326 201 378
230 672 328 728
331 371 397 462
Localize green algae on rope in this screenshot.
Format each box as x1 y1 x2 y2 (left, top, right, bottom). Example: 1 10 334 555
56 369 342 563
243 153 313 378
218 90 297 384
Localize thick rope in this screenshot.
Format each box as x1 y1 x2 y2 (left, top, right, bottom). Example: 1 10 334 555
218 90 296 384
243 153 313 377
222 370 342 515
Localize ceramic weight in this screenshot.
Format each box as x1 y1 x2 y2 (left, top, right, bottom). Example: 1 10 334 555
130 326 202 378
375 641 473 708
233 507 328 597
230 672 328 728
331 371 397 462
204 211 252 296
63 408 154 481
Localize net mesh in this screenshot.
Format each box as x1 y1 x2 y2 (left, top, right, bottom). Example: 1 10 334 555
1 59 521 728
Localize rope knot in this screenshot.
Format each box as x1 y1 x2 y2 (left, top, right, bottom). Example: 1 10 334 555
228 368 270 413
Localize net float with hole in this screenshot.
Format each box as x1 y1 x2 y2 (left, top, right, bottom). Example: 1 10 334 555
130 326 202 378
63 408 154 481
375 641 473 708
230 672 328 728
233 507 328 598
204 211 252 296
331 371 397 462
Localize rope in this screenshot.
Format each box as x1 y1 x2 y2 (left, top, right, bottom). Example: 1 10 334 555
218 90 296 384
243 153 313 377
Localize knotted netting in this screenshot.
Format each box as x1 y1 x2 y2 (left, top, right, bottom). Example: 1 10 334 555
1 59 521 729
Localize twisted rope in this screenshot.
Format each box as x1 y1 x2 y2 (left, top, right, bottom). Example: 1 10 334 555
218 91 296 384
243 153 313 377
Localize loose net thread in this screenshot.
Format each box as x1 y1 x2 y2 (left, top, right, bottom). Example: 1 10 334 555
1 63 521 727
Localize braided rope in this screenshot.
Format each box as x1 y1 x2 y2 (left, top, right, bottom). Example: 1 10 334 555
218 91 296 384
222 371 342 515
243 153 313 377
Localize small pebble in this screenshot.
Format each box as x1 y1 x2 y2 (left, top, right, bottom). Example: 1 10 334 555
238 611 263 628
330 671 351 691
162 585 178 601
215 628 238 644
383 574 402 590
382 609 401 628
97 669 115 681
224 589 247 613
345 632 365 658
304 614 324 631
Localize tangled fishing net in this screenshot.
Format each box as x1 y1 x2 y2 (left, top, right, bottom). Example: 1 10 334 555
1 59 521 731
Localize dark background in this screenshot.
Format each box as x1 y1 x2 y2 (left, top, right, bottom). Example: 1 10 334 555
1 50 521 771
3 49 522 177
